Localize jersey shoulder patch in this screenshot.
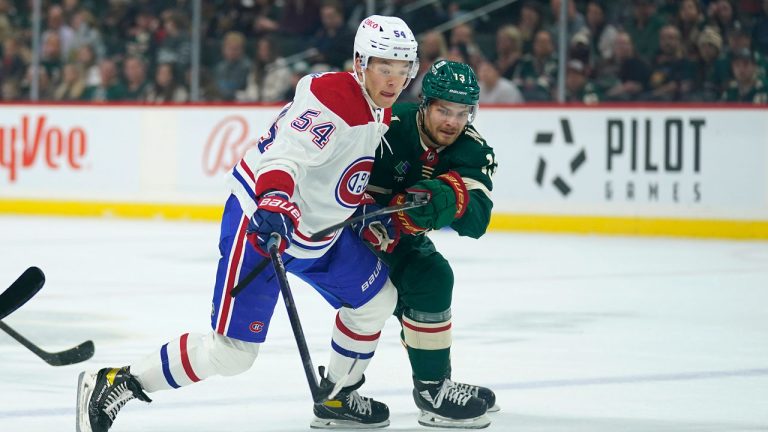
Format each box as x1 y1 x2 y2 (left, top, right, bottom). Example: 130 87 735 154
310 73 372 127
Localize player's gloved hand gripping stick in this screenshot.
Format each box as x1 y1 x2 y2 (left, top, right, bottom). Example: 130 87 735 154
265 233 355 402
229 191 430 298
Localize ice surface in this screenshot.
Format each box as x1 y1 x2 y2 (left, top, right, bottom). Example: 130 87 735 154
1 215 767 431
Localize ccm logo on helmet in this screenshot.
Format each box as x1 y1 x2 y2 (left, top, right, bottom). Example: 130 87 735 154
335 157 374 208
364 18 379 28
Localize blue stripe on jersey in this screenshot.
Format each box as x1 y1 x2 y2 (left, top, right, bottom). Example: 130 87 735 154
291 237 333 251
233 169 256 202
331 340 374 360
160 343 181 389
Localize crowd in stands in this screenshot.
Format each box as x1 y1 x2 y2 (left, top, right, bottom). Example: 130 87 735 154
1 0 766 104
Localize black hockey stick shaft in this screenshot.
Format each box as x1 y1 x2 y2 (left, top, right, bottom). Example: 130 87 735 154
266 234 329 403
0 320 95 366
0 267 45 320
309 191 430 241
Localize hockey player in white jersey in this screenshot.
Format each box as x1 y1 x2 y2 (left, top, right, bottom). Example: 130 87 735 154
76 15 418 432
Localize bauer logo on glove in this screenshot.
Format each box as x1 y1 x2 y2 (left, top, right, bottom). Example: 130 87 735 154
246 191 302 257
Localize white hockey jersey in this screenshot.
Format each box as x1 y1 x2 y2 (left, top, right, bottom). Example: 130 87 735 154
229 72 392 259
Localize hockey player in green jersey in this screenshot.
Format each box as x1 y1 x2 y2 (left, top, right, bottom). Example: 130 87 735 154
368 60 498 428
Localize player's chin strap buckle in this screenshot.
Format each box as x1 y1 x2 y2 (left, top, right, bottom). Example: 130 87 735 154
317 356 360 401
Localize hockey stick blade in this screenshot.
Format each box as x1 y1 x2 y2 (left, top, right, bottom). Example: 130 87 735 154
0 267 45 320
0 321 95 366
309 191 430 241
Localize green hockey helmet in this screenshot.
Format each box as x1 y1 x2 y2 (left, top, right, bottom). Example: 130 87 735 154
421 60 480 122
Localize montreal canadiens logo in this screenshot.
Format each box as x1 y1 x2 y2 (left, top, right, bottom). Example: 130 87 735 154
249 321 265 333
335 157 374 208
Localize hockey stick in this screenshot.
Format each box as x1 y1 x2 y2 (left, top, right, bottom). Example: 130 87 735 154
230 191 430 299
266 233 354 403
0 321 95 366
309 191 430 241
0 267 46 320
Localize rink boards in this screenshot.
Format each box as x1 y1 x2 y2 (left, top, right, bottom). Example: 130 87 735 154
0 103 766 239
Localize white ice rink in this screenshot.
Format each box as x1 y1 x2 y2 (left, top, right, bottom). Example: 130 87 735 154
1 215 767 431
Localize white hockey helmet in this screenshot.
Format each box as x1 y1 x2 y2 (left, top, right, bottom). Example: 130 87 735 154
353 15 419 80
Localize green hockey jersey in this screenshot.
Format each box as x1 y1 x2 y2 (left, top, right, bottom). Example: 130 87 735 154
368 103 497 238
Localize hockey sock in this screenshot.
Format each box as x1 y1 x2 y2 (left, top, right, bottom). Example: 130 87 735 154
130 332 259 392
401 309 452 381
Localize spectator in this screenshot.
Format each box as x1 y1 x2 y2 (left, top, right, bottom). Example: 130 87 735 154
564 59 601 103
123 56 149 100
478 60 524 103
213 31 251 101
81 58 126 101
309 0 354 71
20 65 53 100
677 0 706 60
42 4 75 60
548 0 586 47
624 0 665 62
144 62 188 103
40 32 64 84
75 44 100 86
279 0 322 37
494 25 524 80
70 9 105 61
125 8 158 62
648 25 695 100
239 36 292 102
515 29 558 101
156 10 191 70
691 26 727 100
251 0 281 37
0 0 13 42
584 0 618 62
449 23 483 66
603 31 651 101
753 0 768 55
1 37 26 84
518 0 544 54
404 31 447 102
53 62 86 101
722 47 768 102
708 0 742 40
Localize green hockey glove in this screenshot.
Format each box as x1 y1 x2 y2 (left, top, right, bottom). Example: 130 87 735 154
391 171 469 234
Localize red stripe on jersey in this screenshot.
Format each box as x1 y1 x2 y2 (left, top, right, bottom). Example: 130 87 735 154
216 216 249 334
383 107 392 126
255 169 295 197
310 73 373 127
179 333 201 382
402 320 452 334
239 160 255 183
293 228 335 242
335 313 381 341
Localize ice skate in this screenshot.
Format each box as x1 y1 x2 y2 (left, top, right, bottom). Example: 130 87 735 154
451 380 499 412
310 372 389 429
76 367 151 432
413 377 490 429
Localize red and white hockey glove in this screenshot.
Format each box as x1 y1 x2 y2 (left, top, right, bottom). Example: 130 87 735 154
350 193 400 253
391 171 469 234
246 191 301 257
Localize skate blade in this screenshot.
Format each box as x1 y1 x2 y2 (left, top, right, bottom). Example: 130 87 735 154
417 410 491 429
310 416 390 429
487 403 501 413
76 371 96 432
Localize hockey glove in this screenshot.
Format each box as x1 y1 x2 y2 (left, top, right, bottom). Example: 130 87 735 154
350 193 400 253
246 191 301 257
391 171 469 234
